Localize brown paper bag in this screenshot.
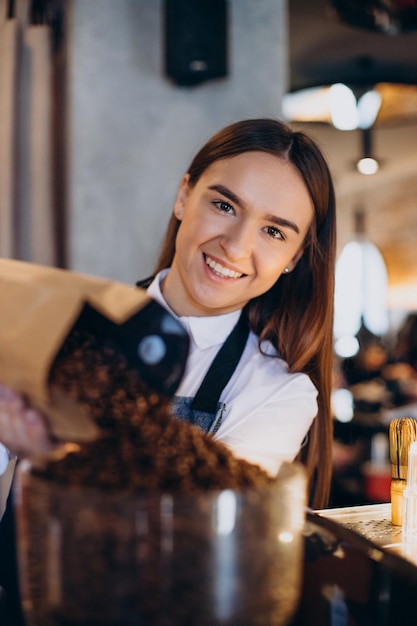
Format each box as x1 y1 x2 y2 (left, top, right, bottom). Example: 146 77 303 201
0 258 188 442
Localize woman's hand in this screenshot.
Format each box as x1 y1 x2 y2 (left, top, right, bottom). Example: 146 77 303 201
0 385 54 458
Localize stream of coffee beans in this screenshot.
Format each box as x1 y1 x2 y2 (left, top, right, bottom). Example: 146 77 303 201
34 330 274 491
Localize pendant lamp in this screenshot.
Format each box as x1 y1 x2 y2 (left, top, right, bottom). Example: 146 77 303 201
334 209 389 357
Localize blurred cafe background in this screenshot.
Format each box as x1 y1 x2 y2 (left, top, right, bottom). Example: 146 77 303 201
285 0 417 508
1 0 417 509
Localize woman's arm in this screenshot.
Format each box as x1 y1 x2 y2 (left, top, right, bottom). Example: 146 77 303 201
0 386 54 616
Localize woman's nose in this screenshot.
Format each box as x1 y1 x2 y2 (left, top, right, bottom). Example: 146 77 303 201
219 223 253 260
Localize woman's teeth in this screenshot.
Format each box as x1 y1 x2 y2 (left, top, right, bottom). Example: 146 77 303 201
205 255 243 279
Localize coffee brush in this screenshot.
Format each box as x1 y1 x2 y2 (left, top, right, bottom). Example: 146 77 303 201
389 417 417 526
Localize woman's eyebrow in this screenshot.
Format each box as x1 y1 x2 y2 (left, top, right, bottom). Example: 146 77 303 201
208 184 243 208
208 183 300 234
265 214 300 234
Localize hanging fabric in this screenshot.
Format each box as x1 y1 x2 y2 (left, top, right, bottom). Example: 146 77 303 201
0 0 60 266
0 12 18 258
23 23 56 265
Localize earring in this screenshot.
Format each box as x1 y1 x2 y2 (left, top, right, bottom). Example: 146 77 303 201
284 267 290 274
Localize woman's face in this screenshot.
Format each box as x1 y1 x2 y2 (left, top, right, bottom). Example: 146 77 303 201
163 151 314 317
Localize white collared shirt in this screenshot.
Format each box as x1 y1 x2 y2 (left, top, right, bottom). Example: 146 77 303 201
147 270 318 477
0 445 10 475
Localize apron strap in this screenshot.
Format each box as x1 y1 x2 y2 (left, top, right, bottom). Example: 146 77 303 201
136 276 250 415
191 307 250 414
136 276 155 289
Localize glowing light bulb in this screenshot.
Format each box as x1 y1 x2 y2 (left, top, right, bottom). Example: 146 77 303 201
357 157 379 175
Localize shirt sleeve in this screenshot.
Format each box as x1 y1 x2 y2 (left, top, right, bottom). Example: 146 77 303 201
214 371 318 477
0 444 11 476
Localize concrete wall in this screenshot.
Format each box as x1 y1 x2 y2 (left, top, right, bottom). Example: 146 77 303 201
66 0 288 284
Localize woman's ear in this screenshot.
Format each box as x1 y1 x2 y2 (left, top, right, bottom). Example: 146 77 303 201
173 173 190 220
286 247 304 272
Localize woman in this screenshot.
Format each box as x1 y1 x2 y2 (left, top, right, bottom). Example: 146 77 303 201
0 118 336 509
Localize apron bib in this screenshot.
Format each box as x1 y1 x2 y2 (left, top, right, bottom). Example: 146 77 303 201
136 277 250 435
171 307 250 434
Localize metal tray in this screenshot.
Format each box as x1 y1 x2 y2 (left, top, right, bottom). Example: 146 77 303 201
292 504 417 625
317 502 417 567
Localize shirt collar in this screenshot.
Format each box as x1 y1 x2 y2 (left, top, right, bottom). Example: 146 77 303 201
146 270 242 350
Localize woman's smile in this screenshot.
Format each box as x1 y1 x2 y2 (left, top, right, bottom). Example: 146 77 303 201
203 253 246 280
162 151 314 317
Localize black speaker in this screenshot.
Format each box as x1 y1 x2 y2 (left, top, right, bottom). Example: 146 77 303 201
164 0 228 87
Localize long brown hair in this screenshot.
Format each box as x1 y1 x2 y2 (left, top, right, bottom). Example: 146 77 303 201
154 119 336 508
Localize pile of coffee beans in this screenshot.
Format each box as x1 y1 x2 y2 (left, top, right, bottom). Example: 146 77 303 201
35 330 274 491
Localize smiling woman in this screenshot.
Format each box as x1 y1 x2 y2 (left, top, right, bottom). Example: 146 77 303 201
0 118 336 512
148 118 337 508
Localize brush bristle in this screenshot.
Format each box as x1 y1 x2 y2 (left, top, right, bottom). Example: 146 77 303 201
389 418 417 480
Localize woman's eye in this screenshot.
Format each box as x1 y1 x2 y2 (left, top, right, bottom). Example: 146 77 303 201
214 201 234 214
265 226 285 241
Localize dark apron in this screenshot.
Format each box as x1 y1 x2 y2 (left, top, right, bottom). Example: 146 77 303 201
0 479 25 625
136 276 250 436
172 306 250 434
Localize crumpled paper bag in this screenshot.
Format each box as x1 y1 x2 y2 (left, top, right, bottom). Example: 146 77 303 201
0 258 189 442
